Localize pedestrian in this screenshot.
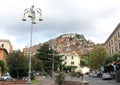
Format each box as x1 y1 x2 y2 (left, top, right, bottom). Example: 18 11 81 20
81 73 84 81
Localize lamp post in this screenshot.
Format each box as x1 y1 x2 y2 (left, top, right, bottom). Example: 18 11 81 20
49 46 55 84
52 47 55 84
22 5 43 85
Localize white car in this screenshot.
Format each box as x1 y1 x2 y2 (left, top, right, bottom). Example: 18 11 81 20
102 73 112 80
92 73 98 77
0 74 12 80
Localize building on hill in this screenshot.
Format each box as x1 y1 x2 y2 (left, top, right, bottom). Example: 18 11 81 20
25 33 95 56
59 33 76 38
0 39 13 53
105 23 120 56
23 46 36 56
23 46 30 57
23 43 43 56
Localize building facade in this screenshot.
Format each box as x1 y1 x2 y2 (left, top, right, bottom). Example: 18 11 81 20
23 46 30 57
0 48 8 62
61 50 81 72
105 23 120 56
0 39 13 53
23 46 37 56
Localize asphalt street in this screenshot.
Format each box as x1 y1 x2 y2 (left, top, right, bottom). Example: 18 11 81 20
34 75 120 85
84 75 120 85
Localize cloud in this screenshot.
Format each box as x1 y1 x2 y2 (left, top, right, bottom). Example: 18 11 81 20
1 0 120 50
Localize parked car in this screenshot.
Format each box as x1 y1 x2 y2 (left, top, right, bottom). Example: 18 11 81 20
89 72 93 77
97 72 102 77
92 73 98 78
0 74 12 80
102 73 112 80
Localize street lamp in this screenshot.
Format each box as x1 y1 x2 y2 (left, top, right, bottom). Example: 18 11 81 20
22 5 43 85
49 46 55 84
52 47 55 84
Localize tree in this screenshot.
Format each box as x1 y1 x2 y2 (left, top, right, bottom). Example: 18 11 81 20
104 56 114 72
104 56 113 65
35 43 63 76
112 53 120 61
64 65 78 72
89 46 107 70
32 56 43 71
80 55 89 67
75 33 85 39
0 60 6 75
7 50 28 79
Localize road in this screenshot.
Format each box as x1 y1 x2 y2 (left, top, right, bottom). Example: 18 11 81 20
35 75 120 85
84 75 120 85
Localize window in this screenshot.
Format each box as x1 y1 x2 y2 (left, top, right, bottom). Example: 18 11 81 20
71 56 74 59
64 62 67 64
118 31 120 38
109 42 110 47
2 44 4 48
71 61 74 65
119 40 120 50
65 56 67 60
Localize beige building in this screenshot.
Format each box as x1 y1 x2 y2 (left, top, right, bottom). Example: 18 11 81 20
105 23 120 56
61 50 81 72
23 46 37 56
0 39 13 53
23 46 30 57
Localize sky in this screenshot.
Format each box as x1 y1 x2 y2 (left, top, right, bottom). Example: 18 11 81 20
1 0 120 50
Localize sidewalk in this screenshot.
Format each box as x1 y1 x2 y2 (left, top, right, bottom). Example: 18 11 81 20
33 76 54 85
37 80 54 85
0 77 54 85
9 79 54 85
0 76 83 85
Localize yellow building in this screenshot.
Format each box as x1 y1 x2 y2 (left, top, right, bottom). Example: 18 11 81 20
61 50 81 72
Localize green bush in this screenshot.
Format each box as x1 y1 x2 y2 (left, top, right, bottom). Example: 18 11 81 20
31 73 35 80
70 71 80 77
42 72 48 76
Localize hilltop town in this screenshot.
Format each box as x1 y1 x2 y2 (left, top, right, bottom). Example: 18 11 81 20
29 33 95 56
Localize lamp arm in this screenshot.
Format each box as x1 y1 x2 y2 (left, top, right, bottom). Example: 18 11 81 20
35 8 42 16
23 8 31 16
